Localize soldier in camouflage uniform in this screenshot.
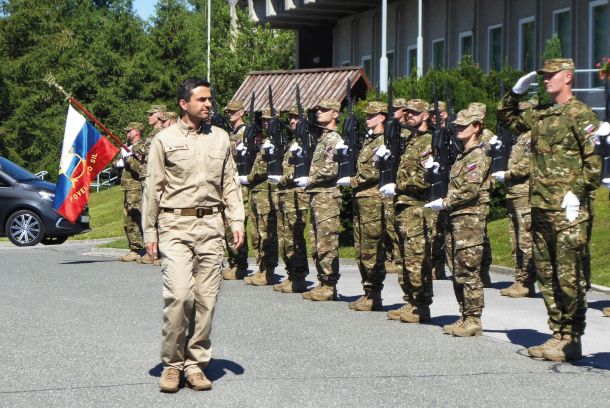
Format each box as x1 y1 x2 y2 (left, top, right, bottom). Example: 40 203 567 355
425 109 492 337
337 101 390 311
160 111 178 128
115 122 147 262
222 100 249 279
491 102 536 297
382 99 434 323
241 108 278 286
497 59 603 361
295 99 342 301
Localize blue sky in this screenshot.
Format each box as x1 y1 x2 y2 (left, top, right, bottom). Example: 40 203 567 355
133 0 157 21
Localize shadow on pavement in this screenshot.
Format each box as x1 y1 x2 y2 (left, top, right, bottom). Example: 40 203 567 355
148 359 245 381
575 352 610 371
59 260 115 265
430 314 461 326
588 299 610 312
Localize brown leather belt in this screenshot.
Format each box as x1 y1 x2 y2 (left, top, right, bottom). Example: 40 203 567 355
161 207 219 218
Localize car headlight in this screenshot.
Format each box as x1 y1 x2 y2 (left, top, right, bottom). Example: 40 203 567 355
37 191 55 202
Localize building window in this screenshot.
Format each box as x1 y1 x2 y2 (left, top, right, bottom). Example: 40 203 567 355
590 0 609 87
387 50 395 80
519 17 536 72
406 45 417 76
553 8 572 57
362 55 372 81
488 25 503 72
458 31 473 63
432 38 445 69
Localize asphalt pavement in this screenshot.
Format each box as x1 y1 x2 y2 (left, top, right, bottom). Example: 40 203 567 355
1 239 610 407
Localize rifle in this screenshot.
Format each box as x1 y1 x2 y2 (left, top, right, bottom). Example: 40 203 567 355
445 82 460 162
335 78 361 178
491 80 515 173
237 91 259 176
293 84 313 178
598 76 610 181
378 79 402 187
429 83 451 200
210 86 232 133
263 85 284 176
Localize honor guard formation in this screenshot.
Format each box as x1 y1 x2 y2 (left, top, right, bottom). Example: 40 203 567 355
113 59 610 392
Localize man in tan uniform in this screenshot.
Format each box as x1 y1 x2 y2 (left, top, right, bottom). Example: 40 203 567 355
142 78 244 393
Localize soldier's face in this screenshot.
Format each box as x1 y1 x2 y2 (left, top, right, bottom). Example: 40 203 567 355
366 113 385 129
148 111 161 126
406 110 425 127
393 108 405 121
316 108 335 126
262 118 269 130
544 70 571 96
455 123 478 140
289 115 299 130
227 109 244 125
127 129 141 143
180 86 212 122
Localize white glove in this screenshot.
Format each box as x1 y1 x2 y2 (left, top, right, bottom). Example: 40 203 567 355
294 176 310 188
116 158 124 168
236 142 247 156
121 147 132 158
335 139 349 154
561 191 580 222
491 171 506 182
423 156 440 174
379 183 396 197
512 71 538 94
238 175 249 185
595 121 610 137
337 176 351 187
602 178 610 189
268 175 281 185
289 142 303 158
424 198 445 211
374 145 391 161
263 139 275 155
488 135 503 150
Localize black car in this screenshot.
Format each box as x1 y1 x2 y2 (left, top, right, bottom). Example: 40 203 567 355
0 156 91 246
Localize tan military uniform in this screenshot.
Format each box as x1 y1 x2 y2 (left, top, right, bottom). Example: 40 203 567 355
142 119 244 377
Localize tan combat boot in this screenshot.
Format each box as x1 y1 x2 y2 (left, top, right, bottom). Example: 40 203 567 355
186 372 212 391
500 281 534 298
245 269 275 286
400 304 430 324
603 307 610 317
387 303 413 320
159 367 180 393
355 292 382 311
348 294 368 310
310 283 337 301
527 332 561 358
138 254 160 265
273 279 292 292
222 266 247 280
280 279 308 293
541 334 582 362
118 251 140 262
451 316 482 337
442 318 464 335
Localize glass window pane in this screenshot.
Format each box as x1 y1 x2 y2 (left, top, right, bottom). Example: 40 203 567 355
363 57 372 81
555 11 572 57
433 40 445 68
489 27 503 72
407 48 417 76
521 20 535 72
387 52 395 79
461 35 473 60
592 4 609 87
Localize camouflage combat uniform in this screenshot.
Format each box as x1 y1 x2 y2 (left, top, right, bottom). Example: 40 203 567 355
116 140 146 254
306 129 342 285
478 127 495 286
498 93 601 338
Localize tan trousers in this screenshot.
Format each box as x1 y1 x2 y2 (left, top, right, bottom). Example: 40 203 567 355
157 211 225 376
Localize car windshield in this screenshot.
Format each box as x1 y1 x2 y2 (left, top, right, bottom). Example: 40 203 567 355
0 156 38 182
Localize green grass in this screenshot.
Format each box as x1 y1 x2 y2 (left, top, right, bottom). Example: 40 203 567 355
83 186 610 286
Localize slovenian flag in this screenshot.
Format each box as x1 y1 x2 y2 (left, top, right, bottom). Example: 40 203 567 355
53 105 119 223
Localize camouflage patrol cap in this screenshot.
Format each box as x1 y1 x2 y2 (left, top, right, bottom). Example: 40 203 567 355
428 101 447 112
159 111 179 121
123 122 145 132
261 107 278 119
453 109 481 126
315 99 341 111
288 105 299 116
225 100 244 111
468 102 487 117
365 101 388 114
146 104 167 114
537 58 575 74
405 99 430 113
392 98 407 108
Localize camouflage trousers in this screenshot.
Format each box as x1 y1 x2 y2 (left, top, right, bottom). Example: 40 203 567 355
224 185 249 270
123 189 144 253
532 208 588 336
353 195 388 292
277 189 310 280
382 196 400 274
428 210 448 279
249 189 278 273
309 191 341 285
445 211 486 318
507 196 535 285
480 206 492 284
394 204 433 306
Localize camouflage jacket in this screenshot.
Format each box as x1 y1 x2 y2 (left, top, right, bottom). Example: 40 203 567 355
247 136 276 193
396 130 433 206
504 131 531 199
307 130 341 193
135 127 162 181
278 138 297 191
351 132 384 197
117 140 145 191
498 94 601 210
442 144 491 216
229 124 246 160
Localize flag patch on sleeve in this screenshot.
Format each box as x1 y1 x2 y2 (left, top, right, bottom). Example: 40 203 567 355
467 163 478 172
583 124 595 134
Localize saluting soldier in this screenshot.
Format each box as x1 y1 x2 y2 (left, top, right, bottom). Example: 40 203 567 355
425 109 492 337
142 78 245 392
498 59 604 361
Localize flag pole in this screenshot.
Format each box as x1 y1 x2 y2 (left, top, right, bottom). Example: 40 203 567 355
44 73 130 151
